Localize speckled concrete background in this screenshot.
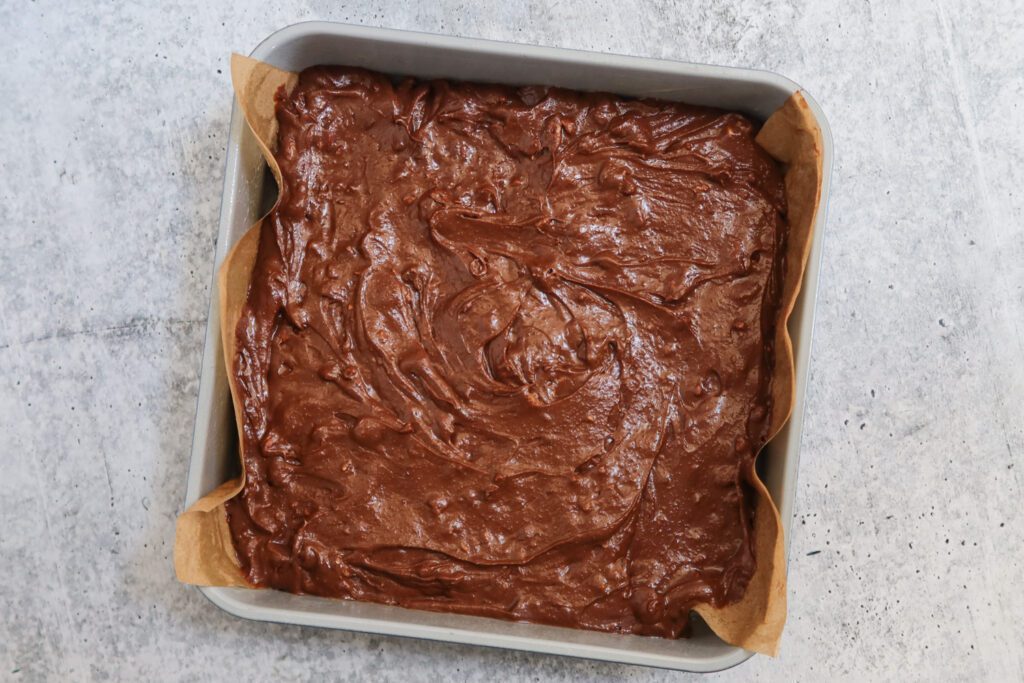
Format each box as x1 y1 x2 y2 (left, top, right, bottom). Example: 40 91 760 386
1 1 1022 680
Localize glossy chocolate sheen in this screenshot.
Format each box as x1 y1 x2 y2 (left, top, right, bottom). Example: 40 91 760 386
226 65 787 638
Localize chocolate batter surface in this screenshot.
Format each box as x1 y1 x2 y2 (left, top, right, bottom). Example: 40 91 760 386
226 66 787 638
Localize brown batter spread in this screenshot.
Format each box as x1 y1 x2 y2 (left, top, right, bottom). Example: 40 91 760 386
225 65 787 638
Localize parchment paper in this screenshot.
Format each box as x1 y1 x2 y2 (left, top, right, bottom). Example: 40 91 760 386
172 55 296 588
174 54 824 656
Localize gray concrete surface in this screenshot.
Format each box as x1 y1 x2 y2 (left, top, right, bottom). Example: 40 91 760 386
1 1 1022 680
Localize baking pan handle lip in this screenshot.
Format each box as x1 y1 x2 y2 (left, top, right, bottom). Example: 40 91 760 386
248 21 824 114
182 92 246 511
195 585 756 673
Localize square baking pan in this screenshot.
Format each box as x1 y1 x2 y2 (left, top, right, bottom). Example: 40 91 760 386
183 21 832 673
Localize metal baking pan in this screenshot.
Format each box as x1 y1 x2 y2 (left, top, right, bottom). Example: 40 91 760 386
183 20 833 673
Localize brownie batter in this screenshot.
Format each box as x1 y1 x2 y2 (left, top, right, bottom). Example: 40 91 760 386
226 66 787 638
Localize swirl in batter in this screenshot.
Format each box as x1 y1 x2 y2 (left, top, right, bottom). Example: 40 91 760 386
226 66 787 638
